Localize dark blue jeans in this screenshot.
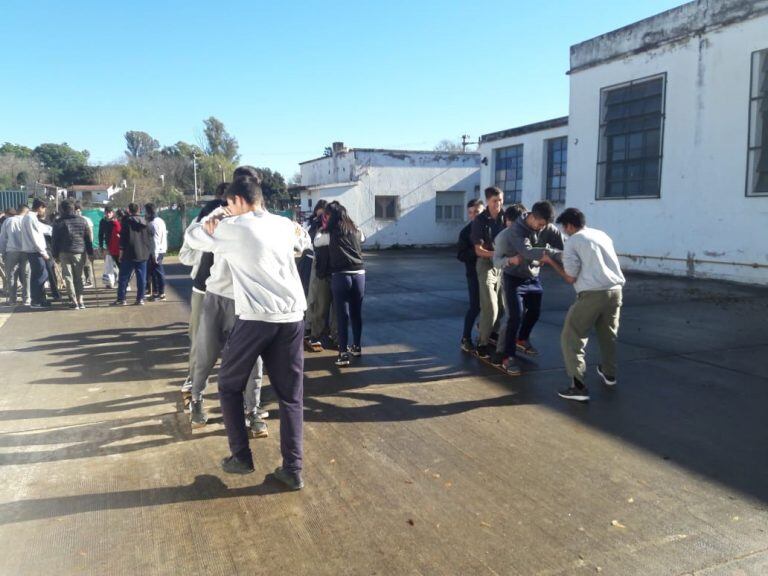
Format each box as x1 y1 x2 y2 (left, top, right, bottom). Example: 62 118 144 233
117 260 147 302
331 272 365 351
149 254 166 296
503 276 543 357
218 319 304 471
463 269 481 340
27 253 49 305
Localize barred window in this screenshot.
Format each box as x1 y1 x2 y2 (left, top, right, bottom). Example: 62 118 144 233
597 75 665 199
747 48 768 196
494 144 523 203
374 195 398 220
435 191 464 222
546 137 567 203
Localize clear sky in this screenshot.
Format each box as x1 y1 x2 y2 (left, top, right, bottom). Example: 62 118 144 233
0 0 684 178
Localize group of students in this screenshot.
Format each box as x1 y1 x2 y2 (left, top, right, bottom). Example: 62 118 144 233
0 198 167 309
458 186 626 402
0 199 94 308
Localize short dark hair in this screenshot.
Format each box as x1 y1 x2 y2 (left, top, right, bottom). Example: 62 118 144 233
484 186 503 200
215 182 230 198
226 176 263 206
530 201 554 223
555 207 586 229
315 199 328 212
104 205 114 214
17 204 28 212
60 199 74 215
504 204 525 222
233 166 262 185
144 203 156 219
32 199 47 210
128 203 139 215
74 202 83 212
5 208 17 216
467 199 483 209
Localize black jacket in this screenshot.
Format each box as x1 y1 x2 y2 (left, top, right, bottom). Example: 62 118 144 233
456 222 477 274
98 217 113 249
52 214 94 258
329 228 364 273
119 215 152 262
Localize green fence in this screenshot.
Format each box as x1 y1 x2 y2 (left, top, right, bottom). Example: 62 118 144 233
0 190 27 211
81 207 202 251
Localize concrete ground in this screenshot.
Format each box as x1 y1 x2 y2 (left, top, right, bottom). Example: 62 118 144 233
0 251 767 576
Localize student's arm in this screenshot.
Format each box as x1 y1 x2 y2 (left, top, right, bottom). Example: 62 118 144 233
491 232 520 269
543 241 579 284
510 231 551 263
0 223 8 254
186 208 240 254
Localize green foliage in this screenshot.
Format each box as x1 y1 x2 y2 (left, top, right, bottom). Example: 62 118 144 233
203 117 239 163
125 131 160 159
0 143 33 158
255 167 288 209
32 143 91 186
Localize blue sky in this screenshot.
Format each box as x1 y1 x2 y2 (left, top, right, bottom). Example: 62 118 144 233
0 0 683 177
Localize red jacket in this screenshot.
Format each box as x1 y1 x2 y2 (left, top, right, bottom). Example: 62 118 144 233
108 219 121 257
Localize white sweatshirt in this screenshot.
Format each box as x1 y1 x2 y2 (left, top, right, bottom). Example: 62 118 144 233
150 217 168 256
186 208 306 322
21 212 49 256
0 215 25 252
563 226 626 294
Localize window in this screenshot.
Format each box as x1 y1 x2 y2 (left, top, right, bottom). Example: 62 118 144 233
546 137 567 203
435 191 464 222
307 198 312 209
597 75 665 199
748 49 768 196
374 195 399 220
494 145 523 203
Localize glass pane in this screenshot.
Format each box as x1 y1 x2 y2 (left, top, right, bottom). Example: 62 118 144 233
606 181 625 198
749 99 767 149
435 205 442 220
752 50 768 97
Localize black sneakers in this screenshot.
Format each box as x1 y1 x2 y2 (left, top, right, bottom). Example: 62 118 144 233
272 467 304 490
516 340 539 356
596 365 617 386
503 357 522 376
558 379 590 402
348 345 362 357
335 352 351 367
111 300 126 306
248 413 269 438
460 338 474 353
475 344 490 359
490 351 505 366
221 455 254 475
190 399 208 428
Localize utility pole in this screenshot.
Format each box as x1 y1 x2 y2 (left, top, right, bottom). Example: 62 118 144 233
132 182 136 203
461 134 478 152
193 156 199 201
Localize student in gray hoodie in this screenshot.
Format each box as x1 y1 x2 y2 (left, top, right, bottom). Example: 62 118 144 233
492 201 563 375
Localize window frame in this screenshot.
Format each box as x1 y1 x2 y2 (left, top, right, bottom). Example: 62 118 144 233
595 72 667 201
545 136 568 203
493 144 524 204
435 190 465 223
746 48 768 197
374 195 399 221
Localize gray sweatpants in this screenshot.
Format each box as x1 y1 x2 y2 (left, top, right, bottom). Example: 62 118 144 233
182 290 206 391
307 261 337 340
192 291 263 413
4 251 30 303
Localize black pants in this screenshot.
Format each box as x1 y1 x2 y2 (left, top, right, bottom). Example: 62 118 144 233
27 253 49 305
503 276 543 357
218 319 304 472
44 257 61 299
463 269 481 340
331 272 365 351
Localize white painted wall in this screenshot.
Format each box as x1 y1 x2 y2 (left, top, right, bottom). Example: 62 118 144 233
300 150 480 248
478 124 569 209
567 13 768 284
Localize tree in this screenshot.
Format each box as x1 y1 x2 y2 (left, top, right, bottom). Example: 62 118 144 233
203 116 240 163
125 131 160 160
255 167 288 209
434 139 463 152
32 143 92 186
0 143 33 158
288 172 302 186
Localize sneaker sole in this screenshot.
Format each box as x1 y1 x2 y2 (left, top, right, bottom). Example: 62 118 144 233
558 392 590 402
596 367 617 387
190 420 208 429
335 361 350 367
250 429 269 439
516 346 539 357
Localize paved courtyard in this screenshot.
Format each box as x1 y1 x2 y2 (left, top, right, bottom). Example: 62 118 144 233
0 250 767 575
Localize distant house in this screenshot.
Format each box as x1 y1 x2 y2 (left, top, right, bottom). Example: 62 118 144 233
68 185 122 205
298 142 481 248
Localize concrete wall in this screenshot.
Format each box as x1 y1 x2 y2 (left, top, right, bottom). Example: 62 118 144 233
300 150 480 248
567 12 768 284
478 124 569 209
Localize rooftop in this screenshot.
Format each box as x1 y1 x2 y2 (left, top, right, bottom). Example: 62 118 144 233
299 148 480 165
479 116 569 144
570 0 768 73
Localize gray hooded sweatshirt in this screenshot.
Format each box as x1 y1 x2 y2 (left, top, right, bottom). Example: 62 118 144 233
492 214 564 280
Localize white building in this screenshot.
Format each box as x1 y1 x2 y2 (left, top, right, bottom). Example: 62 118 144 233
478 117 569 208
299 143 481 248
69 184 122 205
480 0 768 284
